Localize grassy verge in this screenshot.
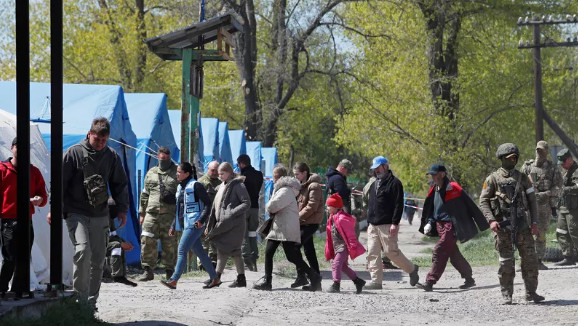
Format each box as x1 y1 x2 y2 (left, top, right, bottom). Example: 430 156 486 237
1 297 108 326
412 221 560 268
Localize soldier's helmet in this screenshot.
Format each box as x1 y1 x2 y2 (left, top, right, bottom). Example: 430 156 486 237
495 143 520 159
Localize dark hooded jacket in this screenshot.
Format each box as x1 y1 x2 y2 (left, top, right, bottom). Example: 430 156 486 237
367 171 404 225
63 138 129 217
419 177 489 243
326 167 350 209
240 164 263 208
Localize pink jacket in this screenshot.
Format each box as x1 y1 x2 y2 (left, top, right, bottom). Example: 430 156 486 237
325 210 366 261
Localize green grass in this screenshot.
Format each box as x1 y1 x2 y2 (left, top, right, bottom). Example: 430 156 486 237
412 221 560 268
0 297 108 326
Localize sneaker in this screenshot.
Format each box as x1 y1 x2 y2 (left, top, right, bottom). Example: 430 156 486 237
160 279 177 290
364 282 383 290
525 292 545 303
459 278 476 289
114 276 138 287
409 265 419 286
416 282 433 292
137 267 154 282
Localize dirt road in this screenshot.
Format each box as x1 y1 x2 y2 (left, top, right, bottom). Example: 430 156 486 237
97 224 578 325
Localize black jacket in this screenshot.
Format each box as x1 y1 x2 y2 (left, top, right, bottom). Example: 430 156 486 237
241 165 263 208
367 171 404 225
326 168 351 207
419 178 489 243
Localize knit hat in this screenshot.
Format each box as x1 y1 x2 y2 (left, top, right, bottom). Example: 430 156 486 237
326 193 343 208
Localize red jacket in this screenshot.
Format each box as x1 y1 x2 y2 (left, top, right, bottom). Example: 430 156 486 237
0 160 48 219
325 210 366 261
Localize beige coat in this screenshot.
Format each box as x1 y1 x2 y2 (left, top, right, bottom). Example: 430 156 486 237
297 173 324 225
266 177 301 243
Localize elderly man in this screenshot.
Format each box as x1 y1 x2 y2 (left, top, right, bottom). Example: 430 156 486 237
198 161 221 266
326 159 352 213
417 164 489 292
365 156 419 290
554 149 578 266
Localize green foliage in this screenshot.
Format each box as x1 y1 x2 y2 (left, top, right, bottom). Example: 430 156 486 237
0 297 109 326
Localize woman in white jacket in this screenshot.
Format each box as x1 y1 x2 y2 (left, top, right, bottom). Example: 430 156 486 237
253 165 322 291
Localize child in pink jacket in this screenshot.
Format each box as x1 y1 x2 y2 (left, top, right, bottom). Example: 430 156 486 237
325 193 366 293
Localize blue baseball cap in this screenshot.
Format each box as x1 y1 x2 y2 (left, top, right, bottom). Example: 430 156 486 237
370 156 388 169
426 163 447 175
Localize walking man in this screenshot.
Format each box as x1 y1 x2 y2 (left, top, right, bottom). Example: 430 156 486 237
417 163 489 291
237 154 263 271
139 147 178 281
521 141 562 269
326 159 352 213
365 156 419 290
554 148 578 266
479 143 544 304
62 118 129 309
198 161 221 266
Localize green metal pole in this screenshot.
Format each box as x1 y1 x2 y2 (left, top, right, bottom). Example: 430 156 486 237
181 48 192 163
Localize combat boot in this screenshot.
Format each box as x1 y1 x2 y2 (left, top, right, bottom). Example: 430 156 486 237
353 277 366 294
291 273 309 288
525 292 545 303
253 275 272 291
165 269 174 280
138 266 154 282
554 257 576 266
326 281 340 293
537 260 549 270
229 274 247 288
305 270 322 292
459 277 476 289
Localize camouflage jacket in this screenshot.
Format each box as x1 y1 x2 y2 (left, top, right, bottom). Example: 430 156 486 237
198 173 222 203
521 159 562 207
560 162 578 212
139 164 178 216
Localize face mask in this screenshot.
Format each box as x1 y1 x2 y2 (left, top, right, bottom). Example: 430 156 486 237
159 159 172 171
501 157 518 170
535 150 547 166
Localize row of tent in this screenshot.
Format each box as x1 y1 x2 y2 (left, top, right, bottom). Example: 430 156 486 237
0 81 278 289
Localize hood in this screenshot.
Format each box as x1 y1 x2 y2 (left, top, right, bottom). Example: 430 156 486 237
302 173 321 190
326 167 341 178
81 138 109 157
274 176 301 196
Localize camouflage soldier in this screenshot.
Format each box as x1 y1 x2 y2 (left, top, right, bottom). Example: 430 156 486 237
554 149 578 266
138 147 179 281
479 143 544 304
197 161 221 265
521 141 562 269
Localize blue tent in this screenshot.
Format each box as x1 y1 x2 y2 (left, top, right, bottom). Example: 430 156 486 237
166 109 204 167
0 81 141 265
228 130 246 172
261 147 278 178
218 122 233 165
245 141 262 171
125 93 179 193
200 117 220 172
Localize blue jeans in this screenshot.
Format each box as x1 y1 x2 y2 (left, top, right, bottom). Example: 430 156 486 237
172 226 217 281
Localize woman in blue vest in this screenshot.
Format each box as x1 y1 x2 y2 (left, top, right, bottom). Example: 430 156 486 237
160 162 219 289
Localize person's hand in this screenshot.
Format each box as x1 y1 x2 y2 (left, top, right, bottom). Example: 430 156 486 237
139 214 145 225
46 212 51 225
117 212 127 228
169 228 176 236
424 223 433 235
194 221 203 229
390 224 399 237
531 223 539 235
30 196 43 206
490 221 500 233
121 241 134 251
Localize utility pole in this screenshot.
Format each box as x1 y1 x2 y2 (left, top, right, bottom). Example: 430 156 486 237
517 14 578 144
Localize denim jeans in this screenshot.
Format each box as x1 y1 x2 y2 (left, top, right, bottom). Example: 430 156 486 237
172 226 217 281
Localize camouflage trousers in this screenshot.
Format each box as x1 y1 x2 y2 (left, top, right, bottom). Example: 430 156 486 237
140 213 177 270
201 233 217 263
556 209 578 257
534 203 552 260
495 228 538 297
242 208 260 261
106 237 126 278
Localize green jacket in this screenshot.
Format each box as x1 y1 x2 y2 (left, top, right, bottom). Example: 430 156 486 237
139 163 178 216
198 173 222 203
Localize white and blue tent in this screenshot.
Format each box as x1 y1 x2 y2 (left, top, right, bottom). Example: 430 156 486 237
218 121 233 165
245 141 263 172
200 117 220 172
166 109 205 167
228 130 246 172
261 147 278 178
0 81 141 265
124 93 179 192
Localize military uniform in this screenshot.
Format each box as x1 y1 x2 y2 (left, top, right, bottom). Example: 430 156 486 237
521 147 562 263
198 173 221 263
139 164 179 276
556 149 578 265
479 143 542 304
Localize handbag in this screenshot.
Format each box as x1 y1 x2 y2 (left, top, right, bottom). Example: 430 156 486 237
257 215 275 239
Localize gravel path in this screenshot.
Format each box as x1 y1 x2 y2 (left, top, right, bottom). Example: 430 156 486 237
97 224 578 325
